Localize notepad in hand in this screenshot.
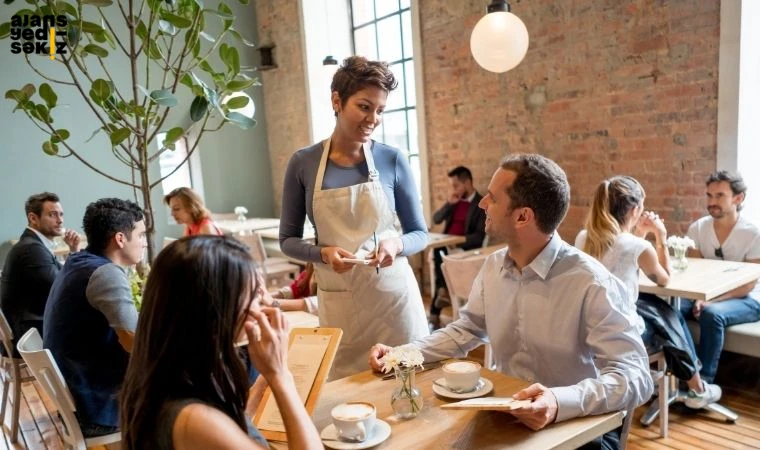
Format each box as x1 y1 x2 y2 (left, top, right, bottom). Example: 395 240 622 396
440 397 532 411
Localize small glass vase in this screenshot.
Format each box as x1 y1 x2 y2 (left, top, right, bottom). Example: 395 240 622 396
672 246 688 271
390 366 422 419
236 213 247 222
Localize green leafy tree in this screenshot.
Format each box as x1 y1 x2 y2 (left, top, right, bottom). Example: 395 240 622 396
1 0 258 261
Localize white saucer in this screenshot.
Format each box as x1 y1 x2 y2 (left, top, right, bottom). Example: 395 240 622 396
432 377 494 399
321 419 392 449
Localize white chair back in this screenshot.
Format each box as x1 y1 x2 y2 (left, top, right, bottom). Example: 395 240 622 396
440 252 487 321
16 328 121 449
440 252 494 369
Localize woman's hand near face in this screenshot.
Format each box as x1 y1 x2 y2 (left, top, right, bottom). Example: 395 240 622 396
638 211 667 241
369 237 403 268
245 307 291 380
320 246 356 273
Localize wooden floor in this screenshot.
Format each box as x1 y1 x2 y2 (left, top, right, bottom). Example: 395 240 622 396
2 374 759 449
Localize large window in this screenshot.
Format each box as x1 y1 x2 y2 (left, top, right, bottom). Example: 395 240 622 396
351 0 421 196
157 132 205 223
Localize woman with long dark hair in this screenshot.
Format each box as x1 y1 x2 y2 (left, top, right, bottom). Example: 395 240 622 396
120 236 321 449
576 176 721 408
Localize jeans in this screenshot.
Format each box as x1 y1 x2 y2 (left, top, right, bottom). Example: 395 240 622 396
679 296 760 382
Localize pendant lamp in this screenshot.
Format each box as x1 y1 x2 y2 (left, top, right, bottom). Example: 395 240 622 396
470 0 529 73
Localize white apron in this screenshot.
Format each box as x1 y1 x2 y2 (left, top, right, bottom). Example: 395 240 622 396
312 139 429 380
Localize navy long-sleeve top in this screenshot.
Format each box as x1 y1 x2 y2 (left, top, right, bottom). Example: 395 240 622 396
279 140 428 262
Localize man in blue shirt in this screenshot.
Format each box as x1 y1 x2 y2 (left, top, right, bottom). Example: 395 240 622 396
44 198 145 437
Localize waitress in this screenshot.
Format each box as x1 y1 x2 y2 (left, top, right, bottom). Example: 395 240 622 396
279 56 429 379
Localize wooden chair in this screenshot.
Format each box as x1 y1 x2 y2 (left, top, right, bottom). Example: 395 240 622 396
440 252 494 369
16 329 121 450
0 310 34 443
235 233 301 288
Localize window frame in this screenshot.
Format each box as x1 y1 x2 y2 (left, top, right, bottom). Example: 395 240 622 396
348 0 431 219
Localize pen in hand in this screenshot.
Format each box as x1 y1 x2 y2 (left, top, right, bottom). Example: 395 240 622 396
373 232 379 274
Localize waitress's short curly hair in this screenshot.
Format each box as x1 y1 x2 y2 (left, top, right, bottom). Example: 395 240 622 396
331 56 397 115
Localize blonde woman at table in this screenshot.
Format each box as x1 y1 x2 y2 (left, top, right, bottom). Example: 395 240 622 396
575 175 721 408
164 187 223 236
279 56 429 379
120 236 321 449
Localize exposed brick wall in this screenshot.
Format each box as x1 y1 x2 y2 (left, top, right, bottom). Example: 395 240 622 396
255 0 312 215
258 0 720 239
420 0 719 240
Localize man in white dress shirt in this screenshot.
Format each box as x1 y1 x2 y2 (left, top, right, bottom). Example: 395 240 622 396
369 154 652 449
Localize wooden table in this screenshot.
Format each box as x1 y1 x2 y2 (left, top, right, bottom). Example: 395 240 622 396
637 257 760 427
258 226 315 242
284 311 319 328
638 257 760 301
216 218 281 235
269 366 623 449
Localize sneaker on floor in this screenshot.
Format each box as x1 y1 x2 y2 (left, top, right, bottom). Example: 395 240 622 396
684 382 722 409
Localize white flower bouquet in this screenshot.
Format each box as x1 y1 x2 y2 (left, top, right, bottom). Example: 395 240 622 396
666 235 695 271
380 345 425 417
234 206 248 222
665 235 696 251
379 345 425 373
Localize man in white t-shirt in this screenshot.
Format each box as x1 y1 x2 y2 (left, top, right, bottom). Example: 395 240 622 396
681 170 760 388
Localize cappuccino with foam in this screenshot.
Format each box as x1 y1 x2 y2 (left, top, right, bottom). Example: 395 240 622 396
443 360 481 391
331 402 375 421
331 402 376 442
444 361 479 373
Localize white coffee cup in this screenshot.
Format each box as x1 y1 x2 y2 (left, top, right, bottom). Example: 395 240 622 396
331 401 376 442
443 360 481 392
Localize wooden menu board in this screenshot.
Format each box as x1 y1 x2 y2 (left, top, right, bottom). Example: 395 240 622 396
253 327 342 442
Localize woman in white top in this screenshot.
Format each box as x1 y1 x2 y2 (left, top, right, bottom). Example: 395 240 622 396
575 176 721 409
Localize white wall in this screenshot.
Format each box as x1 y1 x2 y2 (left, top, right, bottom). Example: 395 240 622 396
718 0 760 224
736 0 760 224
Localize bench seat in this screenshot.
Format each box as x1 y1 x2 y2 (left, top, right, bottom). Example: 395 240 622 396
687 320 760 359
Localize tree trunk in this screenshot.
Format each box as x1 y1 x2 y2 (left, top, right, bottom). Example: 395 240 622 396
140 171 157 262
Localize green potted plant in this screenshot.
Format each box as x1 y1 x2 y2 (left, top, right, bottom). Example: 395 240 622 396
1 0 258 261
